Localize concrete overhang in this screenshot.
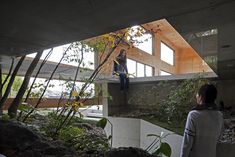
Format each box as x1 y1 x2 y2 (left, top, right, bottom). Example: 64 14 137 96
0 0 234 79
0 57 93 81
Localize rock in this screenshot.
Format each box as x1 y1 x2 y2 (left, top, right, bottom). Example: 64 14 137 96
77 147 157 157
73 123 93 130
105 147 157 157
219 118 235 144
0 120 77 157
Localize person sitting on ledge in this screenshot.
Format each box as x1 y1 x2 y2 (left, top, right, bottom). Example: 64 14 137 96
113 49 129 91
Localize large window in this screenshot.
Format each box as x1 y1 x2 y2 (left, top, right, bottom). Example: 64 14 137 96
160 42 174 65
128 26 153 55
127 58 153 77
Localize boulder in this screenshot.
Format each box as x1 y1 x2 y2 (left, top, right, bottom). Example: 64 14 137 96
0 120 77 157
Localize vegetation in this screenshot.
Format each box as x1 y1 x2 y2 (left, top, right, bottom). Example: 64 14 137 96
0 25 157 156
159 75 210 125
147 132 173 157
125 74 211 135
38 112 110 154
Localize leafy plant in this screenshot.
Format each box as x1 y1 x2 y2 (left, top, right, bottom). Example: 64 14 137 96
0 114 10 121
160 74 210 125
58 121 109 153
146 132 173 157
96 117 108 129
59 126 84 144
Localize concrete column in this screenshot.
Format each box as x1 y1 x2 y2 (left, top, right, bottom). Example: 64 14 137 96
101 83 109 117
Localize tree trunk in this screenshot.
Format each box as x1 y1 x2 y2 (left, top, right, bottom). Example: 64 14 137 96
23 45 71 122
8 52 43 117
0 56 25 110
0 64 2 100
24 49 52 102
0 58 14 92
0 64 2 115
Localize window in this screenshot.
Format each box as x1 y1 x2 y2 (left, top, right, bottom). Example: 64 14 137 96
195 29 217 37
127 58 153 77
128 26 153 54
160 42 174 65
137 63 145 77
160 70 171 76
145 65 153 77
127 59 136 77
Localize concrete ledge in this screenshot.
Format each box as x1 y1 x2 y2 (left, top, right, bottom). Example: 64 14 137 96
95 72 217 84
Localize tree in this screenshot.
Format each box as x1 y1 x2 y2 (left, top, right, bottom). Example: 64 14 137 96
24 49 53 102
0 56 25 110
8 51 43 117
0 64 2 114
0 58 14 93
22 45 72 122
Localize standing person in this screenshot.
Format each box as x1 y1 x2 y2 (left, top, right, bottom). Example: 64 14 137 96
113 49 129 91
180 84 224 157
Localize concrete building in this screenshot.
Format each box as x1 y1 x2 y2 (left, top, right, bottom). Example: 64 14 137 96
0 0 235 156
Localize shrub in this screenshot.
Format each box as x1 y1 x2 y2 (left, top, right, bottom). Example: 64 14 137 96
161 75 210 125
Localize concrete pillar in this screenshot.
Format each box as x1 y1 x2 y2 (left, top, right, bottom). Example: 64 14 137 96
101 83 109 117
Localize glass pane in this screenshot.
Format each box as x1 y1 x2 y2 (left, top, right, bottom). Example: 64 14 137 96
137 62 145 77
83 50 94 70
133 33 152 54
145 65 153 77
160 42 174 65
127 59 136 77
128 26 153 54
160 70 171 76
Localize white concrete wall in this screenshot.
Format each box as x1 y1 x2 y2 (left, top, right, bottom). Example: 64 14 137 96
105 117 182 157
105 117 140 148
140 120 182 157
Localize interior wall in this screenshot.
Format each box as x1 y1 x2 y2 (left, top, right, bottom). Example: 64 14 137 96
177 48 212 74
98 30 212 77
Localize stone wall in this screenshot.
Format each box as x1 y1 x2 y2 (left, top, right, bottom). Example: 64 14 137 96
107 76 235 116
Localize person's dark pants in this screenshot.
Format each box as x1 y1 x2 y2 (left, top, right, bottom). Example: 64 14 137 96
119 73 129 91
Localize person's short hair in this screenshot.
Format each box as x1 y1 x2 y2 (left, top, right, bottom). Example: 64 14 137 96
198 84 217 103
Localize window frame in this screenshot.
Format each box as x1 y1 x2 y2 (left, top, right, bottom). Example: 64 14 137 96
127 58 154 77
160 41 175 66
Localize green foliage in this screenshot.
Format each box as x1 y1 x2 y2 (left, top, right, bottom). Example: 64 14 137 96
58 119 109 153
27 82 44 98
147 132 173 157
17 103 37 121
71 131 109 153
96 117 107 129
18 103 34 112
41 112 62 138
12 76 23 92
154 142 172 157
0 114 10 121
1 75 23 97
59 126 83 144
160 74 210 124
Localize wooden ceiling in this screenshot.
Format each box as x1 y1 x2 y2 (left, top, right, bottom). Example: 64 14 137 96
143 19 192 50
